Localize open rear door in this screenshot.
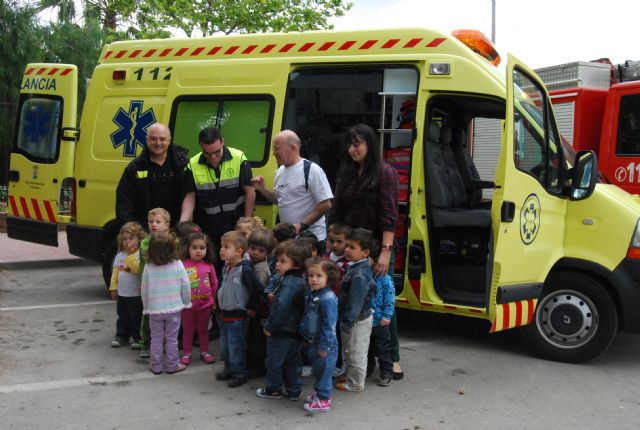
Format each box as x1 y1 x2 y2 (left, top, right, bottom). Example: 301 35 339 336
488 54 567 332
7 64 78 246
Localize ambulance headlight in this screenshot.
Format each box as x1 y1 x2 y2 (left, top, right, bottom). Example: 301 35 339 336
627 219 640 259
429 62 451 75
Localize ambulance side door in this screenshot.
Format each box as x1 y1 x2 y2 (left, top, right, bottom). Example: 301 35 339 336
8 64 78 245
488 54 567 332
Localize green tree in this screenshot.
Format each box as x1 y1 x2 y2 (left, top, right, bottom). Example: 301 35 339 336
35 0 76 24
41 21 104 110
137 0 352 37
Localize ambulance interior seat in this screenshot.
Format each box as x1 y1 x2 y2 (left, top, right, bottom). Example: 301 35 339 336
450 128 494 206
426 123 491 228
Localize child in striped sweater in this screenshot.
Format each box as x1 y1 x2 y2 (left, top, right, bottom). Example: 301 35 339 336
141 231 192 375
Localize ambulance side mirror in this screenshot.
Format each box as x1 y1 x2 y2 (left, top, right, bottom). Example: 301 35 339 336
568 150 598 200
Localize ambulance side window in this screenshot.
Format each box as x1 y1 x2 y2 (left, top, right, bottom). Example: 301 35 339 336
170 96 273 165
616 94 640 155
512 68 562 193
14 95 62 163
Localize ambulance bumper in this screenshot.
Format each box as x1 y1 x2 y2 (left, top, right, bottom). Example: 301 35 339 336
609 258 640 333
7 216 58 247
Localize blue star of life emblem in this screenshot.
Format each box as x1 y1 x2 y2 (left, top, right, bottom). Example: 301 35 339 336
110 100 156 157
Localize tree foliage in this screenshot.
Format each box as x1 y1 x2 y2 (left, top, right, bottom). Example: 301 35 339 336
137 0 352 37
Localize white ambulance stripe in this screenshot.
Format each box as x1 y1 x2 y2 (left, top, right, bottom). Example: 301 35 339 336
0 301 114 312
0 366 211 394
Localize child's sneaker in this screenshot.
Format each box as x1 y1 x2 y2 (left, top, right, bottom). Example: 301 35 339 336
200 352 215 364
285 391 302 401
300 365 313 377
305 392 317 404
180 355 191 365
139 348 150 359
255 387 283 399
335 382 364 392
130 340 141 350
110 338 127 348
303 397 331 412
377 377 392 387
332 364 346 378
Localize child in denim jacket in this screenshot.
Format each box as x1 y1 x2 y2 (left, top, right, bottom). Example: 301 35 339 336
299 257 340 413
336 228 376 393
256 240 310 401
367 242 395 387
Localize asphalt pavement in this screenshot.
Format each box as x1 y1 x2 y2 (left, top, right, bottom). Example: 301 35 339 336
0 231 91 270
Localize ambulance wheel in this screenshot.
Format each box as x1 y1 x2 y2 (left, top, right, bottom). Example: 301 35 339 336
520 272 617 363
102 242 117 289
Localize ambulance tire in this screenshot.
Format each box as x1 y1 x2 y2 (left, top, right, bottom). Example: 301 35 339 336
102 241 117 289
520 272 617 363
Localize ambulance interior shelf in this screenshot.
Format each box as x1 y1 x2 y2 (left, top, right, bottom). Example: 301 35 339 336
378 92 416 149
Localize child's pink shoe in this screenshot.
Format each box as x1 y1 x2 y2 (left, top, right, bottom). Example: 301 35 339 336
303 397 331 412
201 352 215 364
180 355 191 365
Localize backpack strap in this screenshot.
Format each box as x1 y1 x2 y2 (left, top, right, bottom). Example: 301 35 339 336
303 159 311 192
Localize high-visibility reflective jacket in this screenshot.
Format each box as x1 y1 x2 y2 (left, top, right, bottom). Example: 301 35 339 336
187 146 251 239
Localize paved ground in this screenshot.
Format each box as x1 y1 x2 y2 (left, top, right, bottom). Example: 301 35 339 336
0 231 84 269
2 261 640 429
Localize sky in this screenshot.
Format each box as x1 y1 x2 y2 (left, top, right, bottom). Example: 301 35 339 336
329 0 637 70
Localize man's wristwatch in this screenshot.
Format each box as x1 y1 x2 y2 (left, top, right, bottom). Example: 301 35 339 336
382 243 393 251
300 222 309 232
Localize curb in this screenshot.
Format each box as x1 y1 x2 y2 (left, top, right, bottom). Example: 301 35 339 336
0 259 98 271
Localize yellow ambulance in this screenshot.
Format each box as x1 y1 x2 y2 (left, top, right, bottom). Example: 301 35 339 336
8 28 640 362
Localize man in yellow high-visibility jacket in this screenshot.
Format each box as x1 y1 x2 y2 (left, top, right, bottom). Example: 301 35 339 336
180 127 255 252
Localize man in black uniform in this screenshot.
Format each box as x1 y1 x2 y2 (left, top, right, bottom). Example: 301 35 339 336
116 122 189 229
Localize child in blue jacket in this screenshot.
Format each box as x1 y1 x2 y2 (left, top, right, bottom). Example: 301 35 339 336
299 257 340 413
256 240 310 401
367 241 395 386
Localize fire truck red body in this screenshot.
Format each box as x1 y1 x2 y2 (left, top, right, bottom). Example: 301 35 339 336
536 60 640 194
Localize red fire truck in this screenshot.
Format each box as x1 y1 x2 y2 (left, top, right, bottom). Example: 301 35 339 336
535 60 640 194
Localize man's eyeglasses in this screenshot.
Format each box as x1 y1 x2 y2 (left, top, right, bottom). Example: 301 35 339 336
202 146 224 157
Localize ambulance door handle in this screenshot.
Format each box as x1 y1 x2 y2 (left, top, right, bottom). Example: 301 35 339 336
79 180 86 188
501 201 515 222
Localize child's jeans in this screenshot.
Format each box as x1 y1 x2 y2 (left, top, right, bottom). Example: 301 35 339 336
217 316 249 380
304 344 338 400
149 312 181 373
182 307 211 356
265 336 302 397
115 295 143 342
368 324 394 380
341 314 373 390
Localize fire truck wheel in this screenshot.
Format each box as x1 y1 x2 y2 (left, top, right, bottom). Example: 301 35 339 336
101 241 118 289
520 271 617 363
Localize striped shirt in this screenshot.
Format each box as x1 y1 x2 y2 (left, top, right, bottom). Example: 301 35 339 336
141 260 192 315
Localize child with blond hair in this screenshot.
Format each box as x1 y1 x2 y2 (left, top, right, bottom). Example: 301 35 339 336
110 221 147 349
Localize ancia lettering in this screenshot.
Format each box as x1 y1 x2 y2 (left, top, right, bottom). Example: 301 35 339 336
21 78 57 91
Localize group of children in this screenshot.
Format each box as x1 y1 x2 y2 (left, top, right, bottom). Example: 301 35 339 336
109 208 397 413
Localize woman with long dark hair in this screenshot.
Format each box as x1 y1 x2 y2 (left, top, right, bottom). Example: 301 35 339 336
329 123 404 380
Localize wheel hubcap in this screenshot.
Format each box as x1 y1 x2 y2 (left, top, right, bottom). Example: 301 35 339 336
536 290 598 349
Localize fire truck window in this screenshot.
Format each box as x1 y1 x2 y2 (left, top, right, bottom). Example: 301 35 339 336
512 68 562 192
172 97 273 165
616 94 640 155
14 97 62 163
